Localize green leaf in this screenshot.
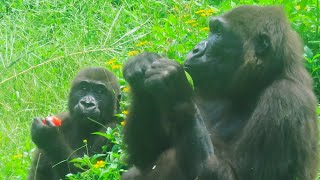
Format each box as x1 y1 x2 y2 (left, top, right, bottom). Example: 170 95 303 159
92 132 112 139
312 54 320 61
304 46 313 59
185 71 194 89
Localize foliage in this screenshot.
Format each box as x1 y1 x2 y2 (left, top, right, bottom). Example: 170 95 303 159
66 125 127 179
305 48 320 97
0 0 319 179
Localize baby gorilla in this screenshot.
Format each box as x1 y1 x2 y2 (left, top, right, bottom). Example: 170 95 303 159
28 67 120 180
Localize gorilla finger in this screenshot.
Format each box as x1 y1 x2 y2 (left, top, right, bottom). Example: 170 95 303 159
145 77 172 96
33 117 43 121
124 70 140 81
145 68 161 77
145 70 173 82
159 59 181 66
144 75 165 89
33 117 45 126
124 65 144 80
44 119 56 127
150 60 176 68
150 62 181 74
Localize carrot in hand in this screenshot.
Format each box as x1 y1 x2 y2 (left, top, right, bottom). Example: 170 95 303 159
42 116 62 127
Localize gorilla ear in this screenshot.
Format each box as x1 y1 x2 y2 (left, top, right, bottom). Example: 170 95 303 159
255 33 270 57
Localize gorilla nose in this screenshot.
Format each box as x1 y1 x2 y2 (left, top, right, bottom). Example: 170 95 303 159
80 100 95 108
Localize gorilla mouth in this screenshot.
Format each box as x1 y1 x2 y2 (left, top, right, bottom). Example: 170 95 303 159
82 108 99 116
74 105 101 118
184 58 217 72
184 54 221 69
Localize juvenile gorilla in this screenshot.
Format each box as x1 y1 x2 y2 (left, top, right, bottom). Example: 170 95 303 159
29 67 120 180
122 6 319 180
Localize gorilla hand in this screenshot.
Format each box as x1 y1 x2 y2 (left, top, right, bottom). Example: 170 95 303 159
123 52 193 107
31 117 61 150
144 59 193 106
123 52 161 91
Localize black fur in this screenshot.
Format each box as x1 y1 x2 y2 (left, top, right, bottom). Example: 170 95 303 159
122 6 318 180
29 67 120 180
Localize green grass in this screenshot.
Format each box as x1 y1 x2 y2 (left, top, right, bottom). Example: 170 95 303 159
0 0 319 179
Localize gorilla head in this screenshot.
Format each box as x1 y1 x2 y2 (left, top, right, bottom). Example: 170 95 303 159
185 6 297 98
68 67 120 127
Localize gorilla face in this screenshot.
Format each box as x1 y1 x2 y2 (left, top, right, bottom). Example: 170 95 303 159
73 81 102 117
184 13 277 97
69 79 115 124
184 18 244 90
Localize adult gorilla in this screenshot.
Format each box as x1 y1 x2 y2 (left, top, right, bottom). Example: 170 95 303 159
122 6 318 180
29 67 121 180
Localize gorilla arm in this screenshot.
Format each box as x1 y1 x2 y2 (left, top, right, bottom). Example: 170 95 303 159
122 53 171 170
123 52 214 179
30 113 79 178
232 79 318 180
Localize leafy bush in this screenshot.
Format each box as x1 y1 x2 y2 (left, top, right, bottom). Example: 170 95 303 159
66 125 127 179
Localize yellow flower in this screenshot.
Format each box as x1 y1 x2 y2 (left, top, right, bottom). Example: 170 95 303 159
206 8 218 14
200 27 209 31
135 41 148 47
94 160 106 168
195 9 206 14
123 86 130 92
127 50 139 56
182 14 189 18
122 110 128 115
200 12 211 17
106 58 116 65
111 64 121 70
13 154 23 159
185 20 196 24
295 5 301 10
172 6 179 11
196 8 219 16
192 23 198 27
121 120 126 126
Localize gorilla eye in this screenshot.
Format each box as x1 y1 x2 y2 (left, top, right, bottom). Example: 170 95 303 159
77 81 89 91
95 85 107 94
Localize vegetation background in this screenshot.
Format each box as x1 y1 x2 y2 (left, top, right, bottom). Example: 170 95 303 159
0 0 319 179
